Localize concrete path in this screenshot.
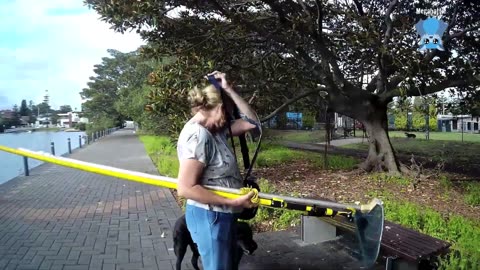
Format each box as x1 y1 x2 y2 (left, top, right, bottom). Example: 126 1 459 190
318 137 368 146
0 129 193 270
0 129 377 270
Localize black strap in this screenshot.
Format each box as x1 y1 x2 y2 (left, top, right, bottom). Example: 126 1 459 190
207 75 251 181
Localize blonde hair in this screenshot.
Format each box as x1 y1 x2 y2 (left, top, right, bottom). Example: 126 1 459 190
188 85 222 114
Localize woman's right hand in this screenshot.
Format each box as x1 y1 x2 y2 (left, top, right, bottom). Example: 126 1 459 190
231 191 257 208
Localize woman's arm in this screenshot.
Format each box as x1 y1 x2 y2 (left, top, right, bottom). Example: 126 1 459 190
177 159 256 207
223 87 260 124
208 71 260 124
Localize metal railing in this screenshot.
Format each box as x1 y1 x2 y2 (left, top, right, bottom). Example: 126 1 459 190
23 127 120 176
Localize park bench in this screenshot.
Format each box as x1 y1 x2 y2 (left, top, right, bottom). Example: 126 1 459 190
300 209 451 270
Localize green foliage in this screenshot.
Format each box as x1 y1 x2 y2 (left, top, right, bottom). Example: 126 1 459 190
81 49 156 130
393 111 437 131
86 117 117 135
264 129 327 144
310 155 359 170
37 102 51 115
144 53 215 140
74 122 87 131
382 197 480 270
226 137 357 171
59 105 72 113
463 183 480 207
302 111 316 129
244 178 301 231
367 173 412 186
256 146 300 167
19 99 31 116
439 175 453 190
255 141 358 170
140 135 179 177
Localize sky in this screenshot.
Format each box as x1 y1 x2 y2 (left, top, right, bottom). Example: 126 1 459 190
0 0 145 111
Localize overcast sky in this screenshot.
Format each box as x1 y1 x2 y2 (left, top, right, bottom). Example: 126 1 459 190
0 0 145 111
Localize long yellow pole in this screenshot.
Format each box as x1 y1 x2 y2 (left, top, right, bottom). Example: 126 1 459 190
0 145 364 213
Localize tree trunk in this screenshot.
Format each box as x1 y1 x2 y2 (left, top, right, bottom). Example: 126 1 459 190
359 105 401 175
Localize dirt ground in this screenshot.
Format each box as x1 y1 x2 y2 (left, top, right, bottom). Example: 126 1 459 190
253 159 479 222
170 157 478 229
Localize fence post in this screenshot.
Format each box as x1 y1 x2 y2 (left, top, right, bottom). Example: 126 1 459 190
23 156 29 176
68 138 72 154
51 142 55 155
79 135 82 148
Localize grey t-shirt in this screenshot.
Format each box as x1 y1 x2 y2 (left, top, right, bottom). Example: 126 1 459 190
176 119 244 213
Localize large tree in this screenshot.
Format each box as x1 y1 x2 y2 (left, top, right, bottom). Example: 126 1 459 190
80 49 157 130
19 99 31 117
59 105 73 113
85 0 480 174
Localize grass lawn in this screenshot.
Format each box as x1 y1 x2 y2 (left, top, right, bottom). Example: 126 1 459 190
342 136 480 174
140 132 479 270
387 131 480 143
263 129 326 143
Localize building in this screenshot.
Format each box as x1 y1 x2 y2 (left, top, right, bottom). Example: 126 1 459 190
57 112 89 128
0 110 15 120
437 114 480 133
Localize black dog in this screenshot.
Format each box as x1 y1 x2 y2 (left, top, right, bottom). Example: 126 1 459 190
173 214 258 270
405 132 416 138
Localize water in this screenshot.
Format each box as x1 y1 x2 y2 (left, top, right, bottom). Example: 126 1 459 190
0 131 86 185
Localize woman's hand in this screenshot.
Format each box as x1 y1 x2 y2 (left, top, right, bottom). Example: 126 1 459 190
207 70 233 91
231 191 257 208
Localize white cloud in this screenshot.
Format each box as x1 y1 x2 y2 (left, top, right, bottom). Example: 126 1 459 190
0 0 145 111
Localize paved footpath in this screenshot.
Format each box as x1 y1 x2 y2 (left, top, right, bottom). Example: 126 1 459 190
0 130 378 270
0 130 194 270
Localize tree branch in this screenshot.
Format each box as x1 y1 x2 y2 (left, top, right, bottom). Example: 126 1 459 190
315 0 323 38
226 50 274 69
445 4 459 35
260 88 326 122
384 0 398 43
297 0 312 20
263 0 346 87
352 0 365 16
366 0 398 95
386 75 405 91
382 76 480 101
446 25 480 42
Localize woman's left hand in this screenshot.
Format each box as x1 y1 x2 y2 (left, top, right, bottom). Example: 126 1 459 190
207 71 233 91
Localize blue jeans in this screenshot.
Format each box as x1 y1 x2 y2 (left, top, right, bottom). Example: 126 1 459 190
185 204 239 270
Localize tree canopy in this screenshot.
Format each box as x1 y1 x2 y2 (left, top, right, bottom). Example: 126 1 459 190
80 49 157 131
83 0 480 174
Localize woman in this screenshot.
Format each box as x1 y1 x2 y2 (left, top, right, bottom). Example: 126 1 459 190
176 71 260 270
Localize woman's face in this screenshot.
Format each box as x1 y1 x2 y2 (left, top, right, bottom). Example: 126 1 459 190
206 104 227 132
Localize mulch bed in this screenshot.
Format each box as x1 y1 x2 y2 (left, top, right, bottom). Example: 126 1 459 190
254 160 479 222
169 159 479 232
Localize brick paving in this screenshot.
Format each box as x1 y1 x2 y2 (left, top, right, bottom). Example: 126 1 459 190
0 129 376 270
0 130 192 270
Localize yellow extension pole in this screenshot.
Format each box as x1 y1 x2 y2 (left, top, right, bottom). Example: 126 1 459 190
0 145 274 205
0 145 363 213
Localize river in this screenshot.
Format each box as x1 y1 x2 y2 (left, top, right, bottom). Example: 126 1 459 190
0 130 86 185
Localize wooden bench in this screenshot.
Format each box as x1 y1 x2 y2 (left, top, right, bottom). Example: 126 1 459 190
300 213 451 270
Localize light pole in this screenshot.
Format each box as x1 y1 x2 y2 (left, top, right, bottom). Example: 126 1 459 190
424 102 430 141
